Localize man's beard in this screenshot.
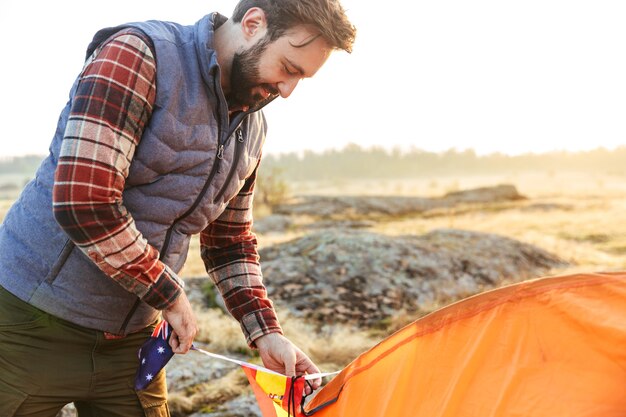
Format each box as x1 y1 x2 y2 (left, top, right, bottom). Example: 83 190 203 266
227 37 279 110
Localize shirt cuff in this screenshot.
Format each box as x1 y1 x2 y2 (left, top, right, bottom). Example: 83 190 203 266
240 307 283 348
141 264 185 310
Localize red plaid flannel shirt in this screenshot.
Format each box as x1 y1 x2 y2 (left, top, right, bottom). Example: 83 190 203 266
52 29 281 344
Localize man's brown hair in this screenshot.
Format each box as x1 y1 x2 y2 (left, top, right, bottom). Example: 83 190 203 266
232 0 356 53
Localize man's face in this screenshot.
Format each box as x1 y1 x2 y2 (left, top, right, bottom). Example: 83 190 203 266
227 25 332 111
228 37 276 110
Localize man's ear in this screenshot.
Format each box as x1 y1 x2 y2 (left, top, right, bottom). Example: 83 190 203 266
240 7 268 41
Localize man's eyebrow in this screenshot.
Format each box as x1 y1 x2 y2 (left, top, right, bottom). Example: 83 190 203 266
285 58 305 77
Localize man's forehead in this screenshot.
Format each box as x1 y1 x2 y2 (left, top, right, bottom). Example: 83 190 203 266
284 26 322 47
278 27 332 78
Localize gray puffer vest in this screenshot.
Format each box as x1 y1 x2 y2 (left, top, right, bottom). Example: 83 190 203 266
0 13 266 335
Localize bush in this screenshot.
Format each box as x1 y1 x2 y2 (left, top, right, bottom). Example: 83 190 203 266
255 166 290 210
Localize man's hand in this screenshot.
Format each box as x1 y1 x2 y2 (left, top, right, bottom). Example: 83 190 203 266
162 291 198 354
255 333 321 394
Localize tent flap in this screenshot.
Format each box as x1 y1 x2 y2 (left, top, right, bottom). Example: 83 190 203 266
305 272 626 417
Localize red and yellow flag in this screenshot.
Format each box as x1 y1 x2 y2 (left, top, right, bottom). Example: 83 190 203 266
190 347 337 417
242 367 306 417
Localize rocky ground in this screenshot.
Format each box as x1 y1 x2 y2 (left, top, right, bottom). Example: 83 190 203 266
272 183 525 218
57 184 569 417
254 184 526 234
259 228 566 327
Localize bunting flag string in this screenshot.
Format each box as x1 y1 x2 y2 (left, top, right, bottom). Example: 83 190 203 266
191 346 339 381
192 346 339 417
135 321 339 417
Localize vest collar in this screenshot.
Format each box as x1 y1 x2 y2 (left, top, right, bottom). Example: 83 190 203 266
194 13 224 93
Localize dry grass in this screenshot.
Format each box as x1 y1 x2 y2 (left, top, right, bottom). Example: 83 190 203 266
194 308 251 354
370 173 626 273
293 171 626 199
248 172 626 368
3 171 625 415
279 315 378 370
0 199 13 223
192 307 378 372
168 368 249 416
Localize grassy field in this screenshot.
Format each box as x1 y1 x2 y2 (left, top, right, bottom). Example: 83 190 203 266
3 170 625 293
4 170 624 310
283 171 626 271
365 172 626 274
180 170 626 354
3 170 625 414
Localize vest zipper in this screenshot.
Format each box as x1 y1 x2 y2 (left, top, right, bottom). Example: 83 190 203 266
117 46 257 335
118 141 226 335
213 128 245 203
159 142 225 258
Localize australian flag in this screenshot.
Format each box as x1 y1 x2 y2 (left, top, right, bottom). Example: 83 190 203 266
135 320 175 390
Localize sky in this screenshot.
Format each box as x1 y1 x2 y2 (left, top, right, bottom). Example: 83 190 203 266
0 0 625 158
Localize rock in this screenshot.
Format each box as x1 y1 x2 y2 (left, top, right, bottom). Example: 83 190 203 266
253 214 294 234
305 219 376 230
166 350 239 393
274 195 432 218
182 276 229 312
259 229 567 327
53 391 261 417
56 403 76 417
273 184 526 219
519 203 573 212
189 394 261 417
442 184 525 203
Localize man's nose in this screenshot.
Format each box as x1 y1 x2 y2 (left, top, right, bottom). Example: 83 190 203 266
277 78 300 98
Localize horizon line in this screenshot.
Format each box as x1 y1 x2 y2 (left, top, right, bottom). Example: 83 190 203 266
1 144 625 161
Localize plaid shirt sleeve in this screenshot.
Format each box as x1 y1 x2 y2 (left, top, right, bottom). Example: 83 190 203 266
200 163 283 347
52 29 184 311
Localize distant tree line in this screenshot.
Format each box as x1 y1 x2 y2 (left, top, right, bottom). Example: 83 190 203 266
2 145 625 182
261 144 626 180
0 155 44 175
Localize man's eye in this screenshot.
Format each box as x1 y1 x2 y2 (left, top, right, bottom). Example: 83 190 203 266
283 65 297 76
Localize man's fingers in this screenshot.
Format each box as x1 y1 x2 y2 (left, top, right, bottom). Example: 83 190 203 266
255 333 322 392
162 291 198 354
169 329 180 351
308 377 322 391
300 357 321 377
169 328 193 354
173 341 189 353
298 355 322 392
172 330 194 354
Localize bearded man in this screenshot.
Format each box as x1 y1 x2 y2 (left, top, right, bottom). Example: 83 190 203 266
0 1 356 415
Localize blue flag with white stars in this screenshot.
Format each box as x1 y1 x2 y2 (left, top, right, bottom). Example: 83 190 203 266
135 320 174 390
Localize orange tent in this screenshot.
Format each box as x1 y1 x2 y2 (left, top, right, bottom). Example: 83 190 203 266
305 272 626 417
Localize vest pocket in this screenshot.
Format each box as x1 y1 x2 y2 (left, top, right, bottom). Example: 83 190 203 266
44 239 75 284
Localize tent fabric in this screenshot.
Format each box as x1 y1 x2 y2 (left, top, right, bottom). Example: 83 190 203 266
305 272 626 417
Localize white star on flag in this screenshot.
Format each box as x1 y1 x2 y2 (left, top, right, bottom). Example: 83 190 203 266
157 346 165 354
146 373 153 381
142 358 146 364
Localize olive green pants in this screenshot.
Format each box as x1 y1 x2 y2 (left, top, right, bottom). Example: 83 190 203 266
0 285 169 417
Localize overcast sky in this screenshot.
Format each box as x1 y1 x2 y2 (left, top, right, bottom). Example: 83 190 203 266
1 0 625 157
